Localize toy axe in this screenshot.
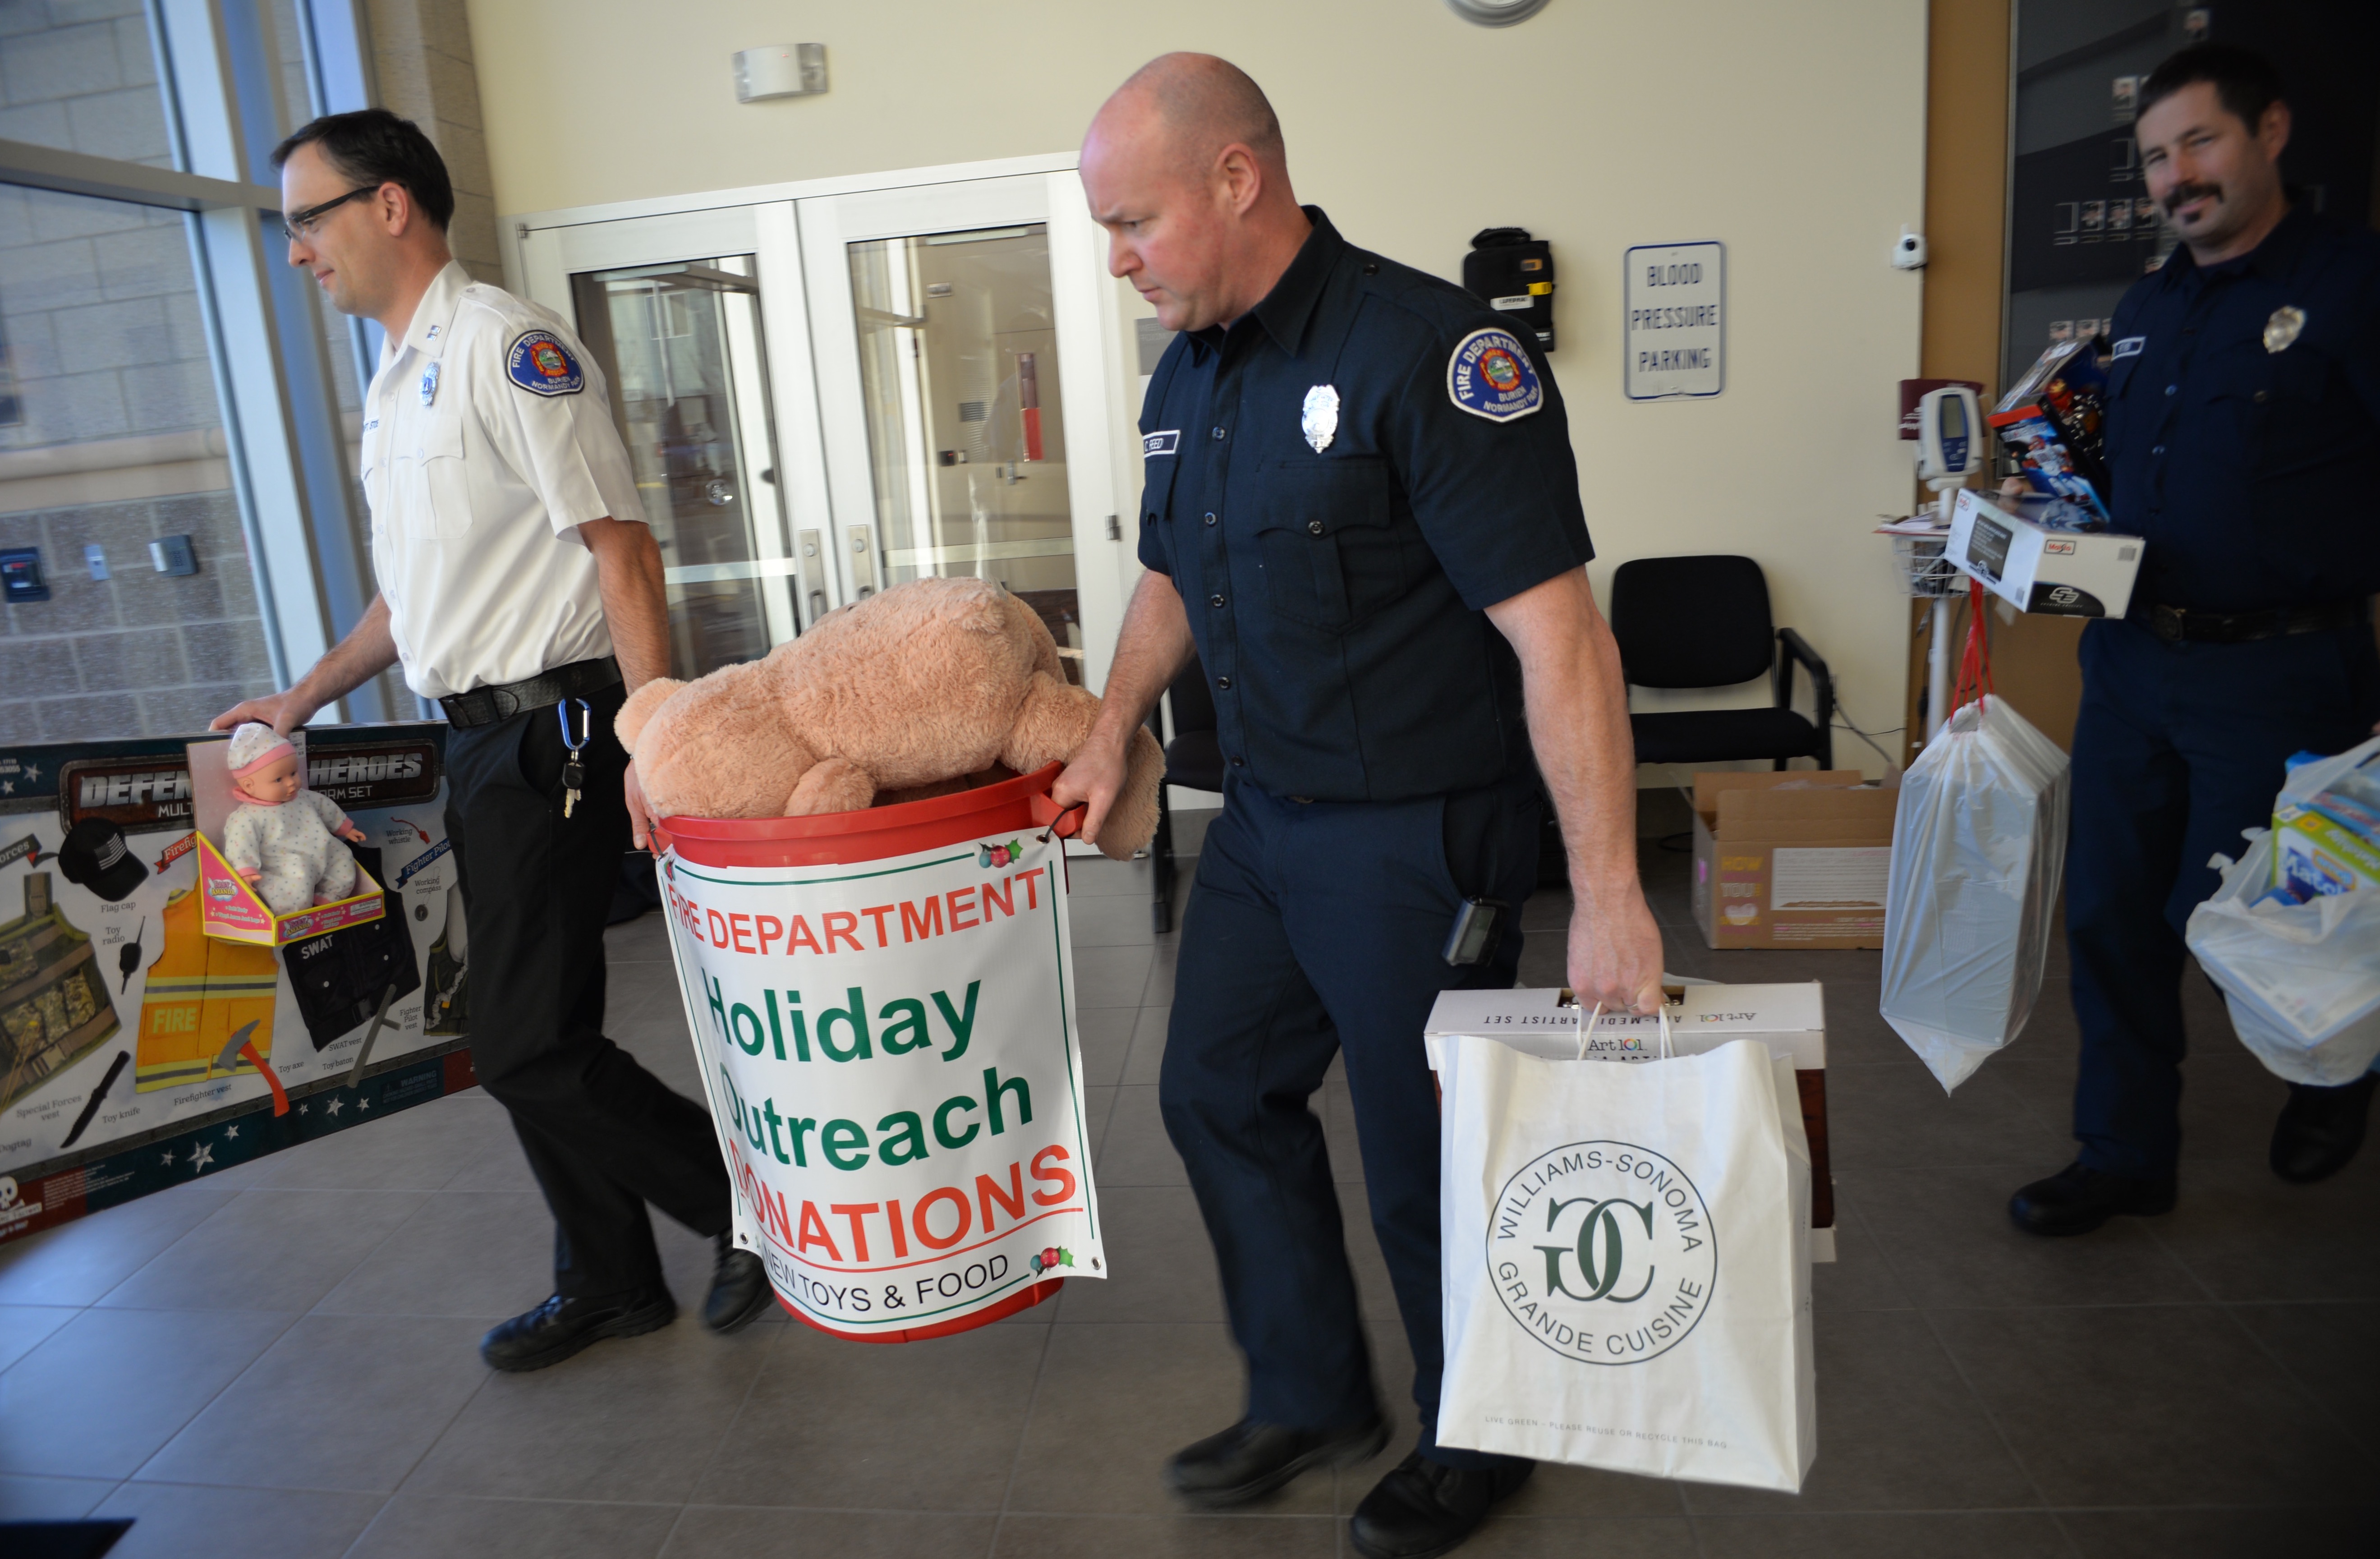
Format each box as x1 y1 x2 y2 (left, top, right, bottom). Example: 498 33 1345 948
215 1020 289 1117
345 983 398 1090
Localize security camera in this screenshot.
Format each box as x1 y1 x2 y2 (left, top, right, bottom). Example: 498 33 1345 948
1892 229 1928 270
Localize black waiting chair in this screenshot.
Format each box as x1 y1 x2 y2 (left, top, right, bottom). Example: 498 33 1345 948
1610 556 1833 771
1149 657 1223 932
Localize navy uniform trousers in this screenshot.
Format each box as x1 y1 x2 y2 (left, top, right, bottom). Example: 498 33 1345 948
445 682 732 1299
2069 615 2380 1178
1161 771 1541 1468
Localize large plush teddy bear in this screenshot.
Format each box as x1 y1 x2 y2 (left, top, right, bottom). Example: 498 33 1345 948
615 576 1165 862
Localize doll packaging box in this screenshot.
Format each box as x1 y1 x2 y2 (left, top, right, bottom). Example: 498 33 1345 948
188 726 386 947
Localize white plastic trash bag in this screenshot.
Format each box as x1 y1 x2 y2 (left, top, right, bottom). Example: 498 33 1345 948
1881 696 2072 1091
1435 1014 1815 1492
2187 828 2380 1086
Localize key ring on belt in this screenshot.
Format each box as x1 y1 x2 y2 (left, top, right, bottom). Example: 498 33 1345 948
556 697 590 756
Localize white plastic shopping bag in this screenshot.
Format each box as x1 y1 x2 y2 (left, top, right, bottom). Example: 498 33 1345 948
2188 828 2380 1086
1880 685 2071 1091
1435 1012 1815 1492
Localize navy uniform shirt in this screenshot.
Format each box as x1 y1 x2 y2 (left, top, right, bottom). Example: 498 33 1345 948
2104 205 2380 614
1138 208 1593 802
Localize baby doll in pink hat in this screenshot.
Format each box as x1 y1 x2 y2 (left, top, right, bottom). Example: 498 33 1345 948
223 722 367 914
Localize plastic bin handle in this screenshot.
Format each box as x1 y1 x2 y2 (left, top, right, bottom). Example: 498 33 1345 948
1029 795 1087 840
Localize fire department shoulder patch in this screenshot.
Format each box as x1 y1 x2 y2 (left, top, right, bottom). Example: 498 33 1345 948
1447 327 1542 422
506 330 584 396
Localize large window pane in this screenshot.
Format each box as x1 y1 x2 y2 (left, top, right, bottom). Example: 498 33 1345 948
0 0 176 167
267 0 316 140
846 225 1084 683
0 182 278 740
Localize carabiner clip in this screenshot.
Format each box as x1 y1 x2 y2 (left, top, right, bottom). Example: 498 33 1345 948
555 697 591 754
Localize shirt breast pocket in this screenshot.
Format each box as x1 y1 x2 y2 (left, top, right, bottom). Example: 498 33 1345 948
1251 457 1404 631
400 413 473 541
1139 451 1182 571
2230 345 2337 477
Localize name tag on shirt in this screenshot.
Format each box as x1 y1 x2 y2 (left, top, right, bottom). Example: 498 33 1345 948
2112 336 2145 359
1143 430 1180 458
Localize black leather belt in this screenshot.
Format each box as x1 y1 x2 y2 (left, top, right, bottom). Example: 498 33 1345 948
2138 599 2367 645
439 656 622 729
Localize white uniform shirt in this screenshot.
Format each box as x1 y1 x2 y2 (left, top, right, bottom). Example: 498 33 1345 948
361 261 647 700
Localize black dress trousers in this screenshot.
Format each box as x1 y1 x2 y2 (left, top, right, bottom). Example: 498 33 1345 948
1160 771 1540 1469
443 682 730 1300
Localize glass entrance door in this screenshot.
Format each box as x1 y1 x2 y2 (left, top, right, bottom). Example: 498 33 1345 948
802 170 1130 695
846 225 1084 681
519 165 1134 693
568 256 799 680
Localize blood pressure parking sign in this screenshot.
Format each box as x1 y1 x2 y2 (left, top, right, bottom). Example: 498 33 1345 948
1624 242 1725 400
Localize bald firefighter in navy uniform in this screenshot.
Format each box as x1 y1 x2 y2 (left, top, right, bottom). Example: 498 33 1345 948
2008 45 2380 1237
1056 56 1664 1559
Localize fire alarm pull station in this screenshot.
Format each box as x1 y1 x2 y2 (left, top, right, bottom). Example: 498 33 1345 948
1464 228 1554 351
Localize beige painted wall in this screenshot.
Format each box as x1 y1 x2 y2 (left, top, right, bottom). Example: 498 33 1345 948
465 0 1929 777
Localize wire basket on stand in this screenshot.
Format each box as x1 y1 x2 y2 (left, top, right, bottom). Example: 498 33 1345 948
1890 531 1962 598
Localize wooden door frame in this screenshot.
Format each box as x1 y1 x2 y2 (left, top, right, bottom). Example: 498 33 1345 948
1904 0 2090 765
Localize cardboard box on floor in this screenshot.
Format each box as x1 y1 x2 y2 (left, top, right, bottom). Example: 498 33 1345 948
1690 772 1896 950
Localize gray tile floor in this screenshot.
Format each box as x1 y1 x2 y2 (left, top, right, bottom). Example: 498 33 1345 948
1 814 2373 1559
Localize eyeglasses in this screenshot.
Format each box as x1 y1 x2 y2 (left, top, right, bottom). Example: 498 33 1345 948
280 184 382 242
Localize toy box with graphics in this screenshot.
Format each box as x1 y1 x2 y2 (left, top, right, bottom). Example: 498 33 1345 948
1948 489 2144 619
0 726 465 1205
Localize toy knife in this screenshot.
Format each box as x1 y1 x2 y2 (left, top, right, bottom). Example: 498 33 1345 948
58 1050 130 1149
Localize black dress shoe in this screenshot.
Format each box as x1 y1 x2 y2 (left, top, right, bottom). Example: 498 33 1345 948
1166 1416 1389 1508
2272 1074 2378 1185
704 1234 773 1333
480 1290 675 1372
2008 1161 2176 1237
1350 1451 1535 1559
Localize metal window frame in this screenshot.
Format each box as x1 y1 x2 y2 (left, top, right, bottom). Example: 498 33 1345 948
0 0 391 722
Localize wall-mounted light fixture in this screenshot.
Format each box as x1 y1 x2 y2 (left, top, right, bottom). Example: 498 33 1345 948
1445 0 1551 24
734 44 828 103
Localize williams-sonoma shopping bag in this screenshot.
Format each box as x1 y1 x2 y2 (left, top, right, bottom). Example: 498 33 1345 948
1435 1013 1815 1491
652 768 1105 1340
1881 587 2071 1090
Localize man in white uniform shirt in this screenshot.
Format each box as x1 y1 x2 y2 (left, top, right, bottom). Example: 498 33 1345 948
214 110 768 1369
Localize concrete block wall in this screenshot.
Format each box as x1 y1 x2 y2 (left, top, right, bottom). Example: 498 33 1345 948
0 0 173 173
0 488 276 742
364 0 498 281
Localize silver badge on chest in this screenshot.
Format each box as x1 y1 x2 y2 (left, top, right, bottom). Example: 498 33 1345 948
1301 384 1339 453
2263 306 2306 354
419 360 440 406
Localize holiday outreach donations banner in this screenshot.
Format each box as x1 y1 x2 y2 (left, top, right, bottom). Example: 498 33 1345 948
657 827 1104 1335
